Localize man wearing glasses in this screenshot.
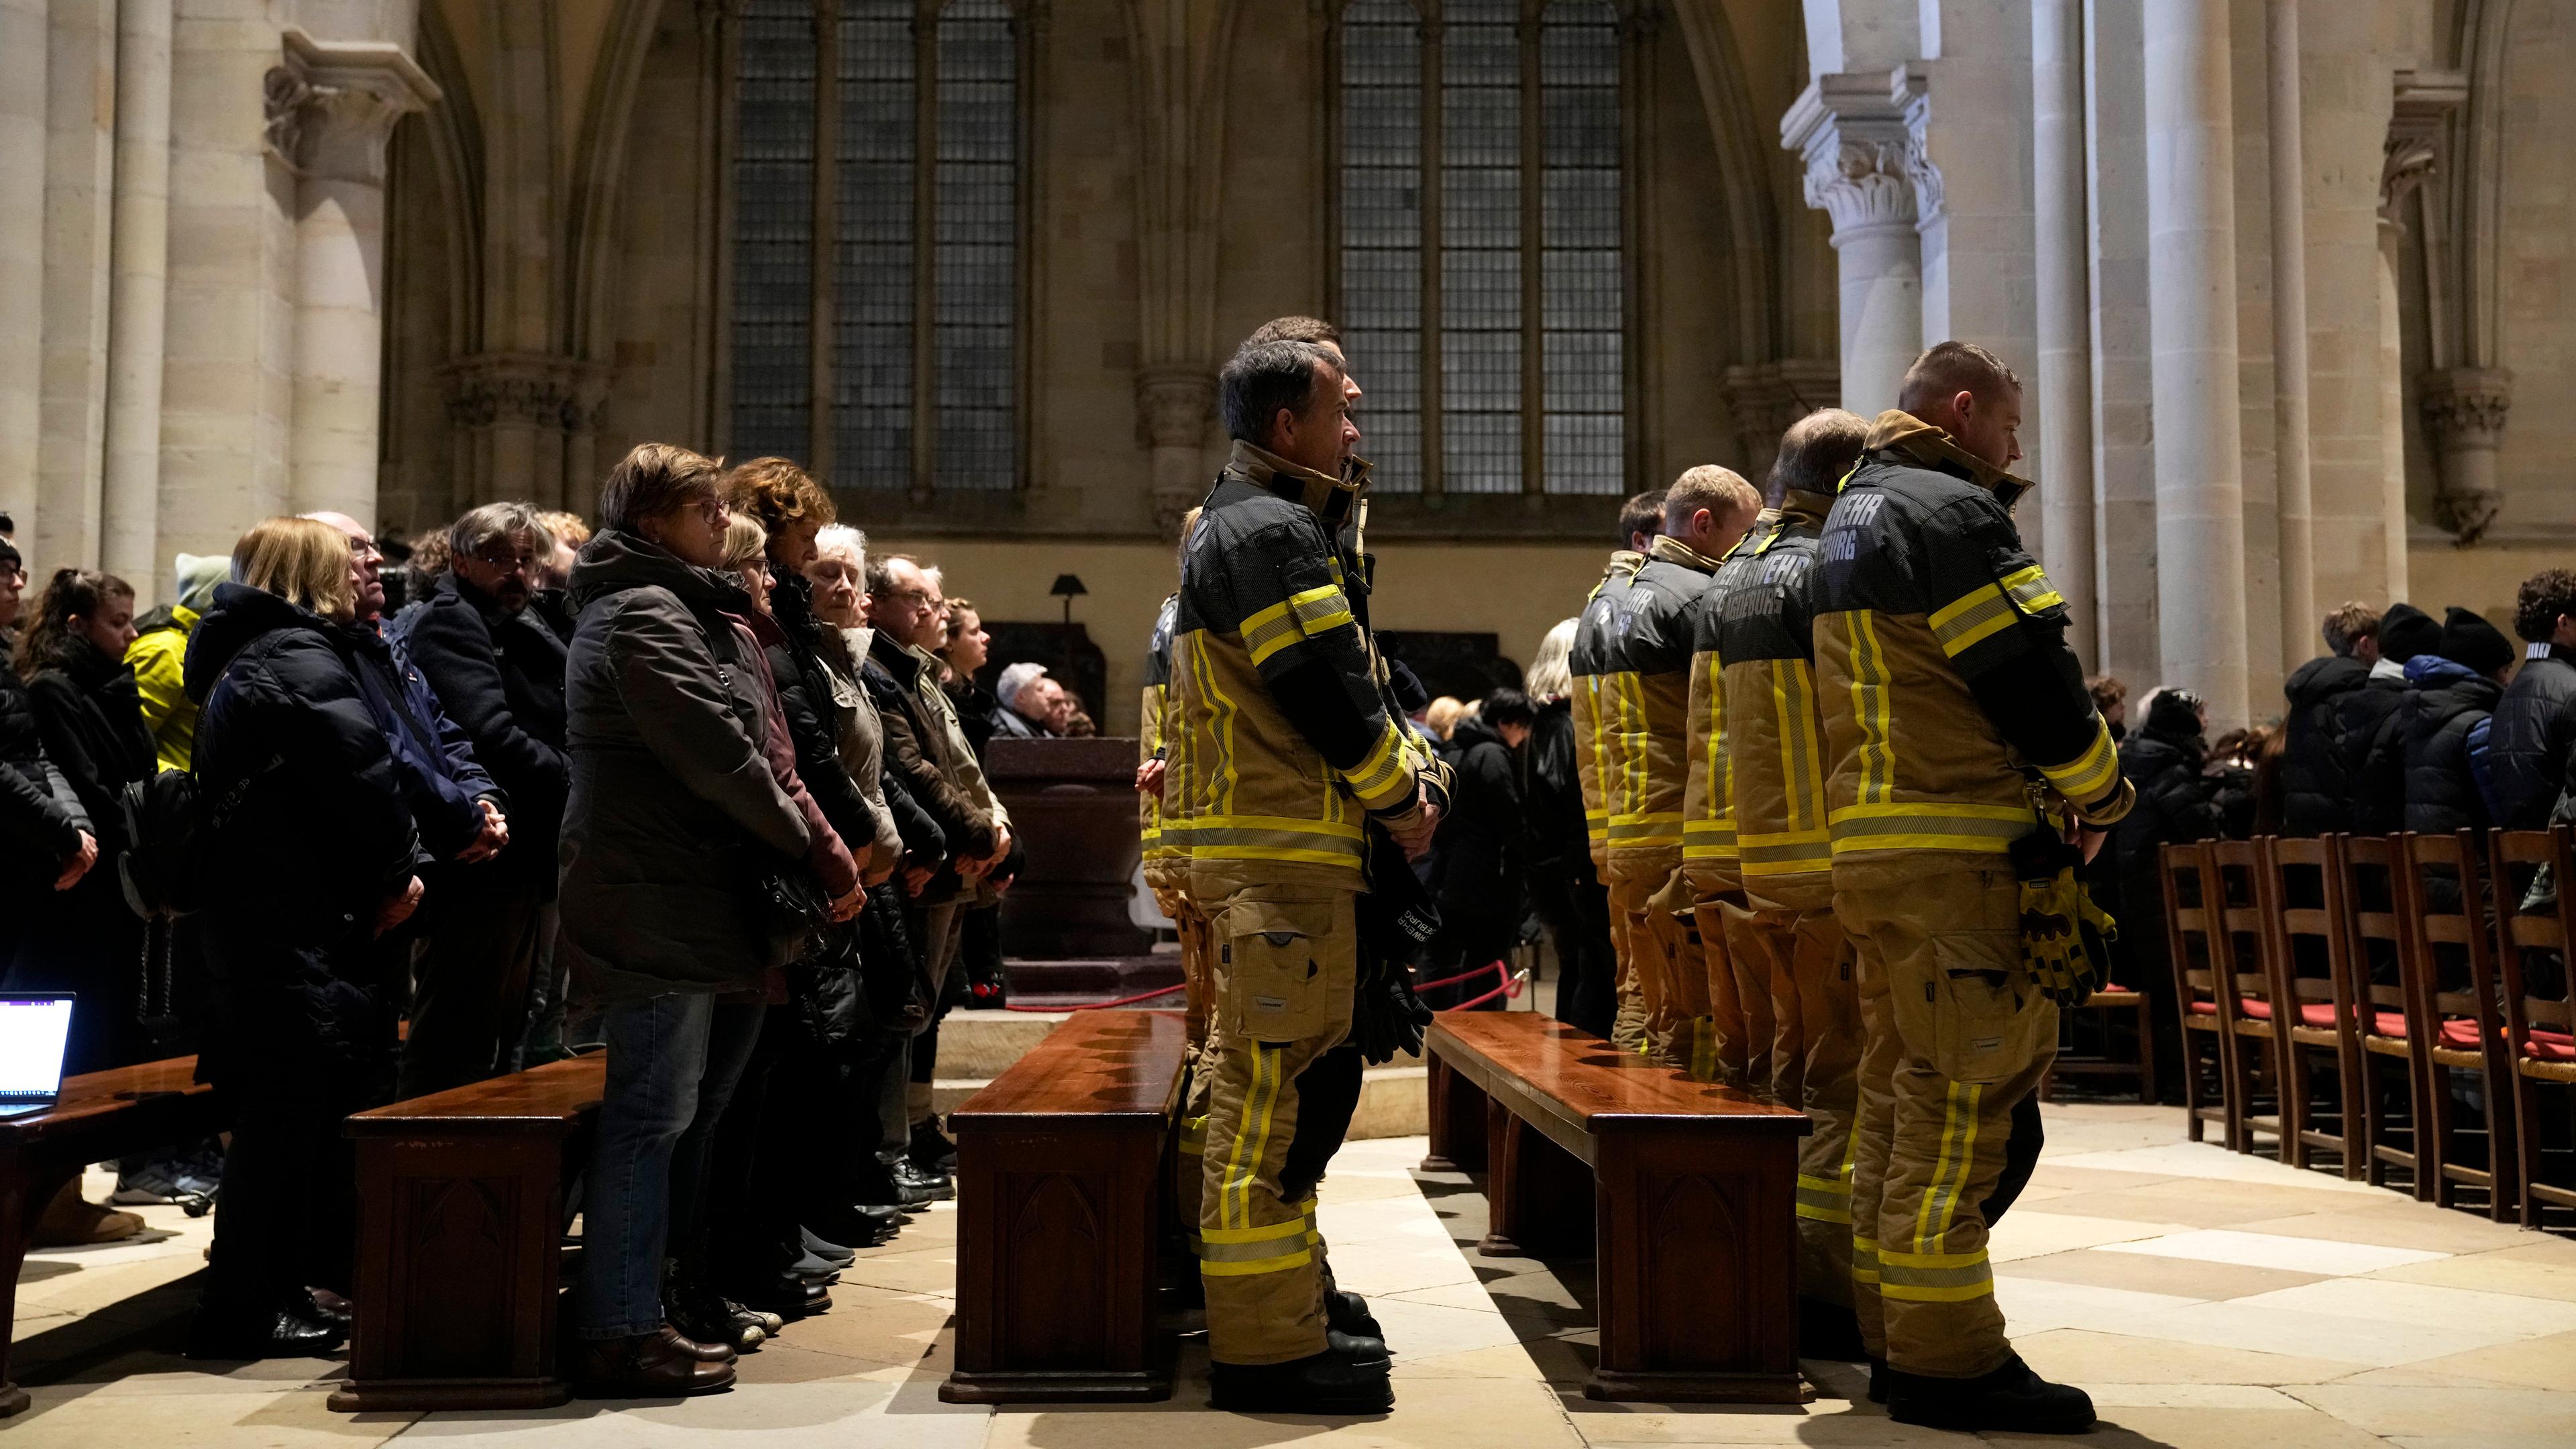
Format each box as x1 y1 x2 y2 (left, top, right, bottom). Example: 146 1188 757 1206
396 502 571 1094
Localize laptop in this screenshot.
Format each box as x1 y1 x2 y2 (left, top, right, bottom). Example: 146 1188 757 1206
0 995 74 1119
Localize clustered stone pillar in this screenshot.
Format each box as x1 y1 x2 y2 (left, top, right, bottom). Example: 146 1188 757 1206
2031 0 2096 665
2143 0 2251 725
103 0 174 592
2265 0 2316 668
1782 70 1927 420
0 0 47 538
264 30 439 523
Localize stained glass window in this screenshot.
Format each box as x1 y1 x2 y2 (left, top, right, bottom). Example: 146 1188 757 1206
834 0 914 490
730 0 817 461
934 0 1017 491
1341 0 1424 493
1541 0 1622 496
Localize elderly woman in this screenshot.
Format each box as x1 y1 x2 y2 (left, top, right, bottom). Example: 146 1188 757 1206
557 444 826 1396
183 518 425 1358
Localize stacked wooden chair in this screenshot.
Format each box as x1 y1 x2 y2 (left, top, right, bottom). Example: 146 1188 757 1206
2256 837 2369 1177
2161 842 2239 1146
2392 831 2518 1220
2487 828 2576 1225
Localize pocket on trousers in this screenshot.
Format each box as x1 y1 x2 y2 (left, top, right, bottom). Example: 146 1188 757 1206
1930 932 2043 1084
1218 896 1337 1041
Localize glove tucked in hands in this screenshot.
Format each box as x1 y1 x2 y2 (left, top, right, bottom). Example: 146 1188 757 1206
2018 867 2117 1008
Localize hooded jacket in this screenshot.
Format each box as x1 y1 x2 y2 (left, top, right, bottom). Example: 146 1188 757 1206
1426 714 1523 932
22 642 156 857
1810 411 2133 865
2110 722 2224 885
343 622 498 863
398 571 570 888
1707 489 1837 910
556 529 811 1004
2489 644 2576 830
1569 549 1645 868
1165 440 1424 890
1607 533 1725 872
0 658 89 892
2397 654 2504 837
2279 653 2371 836
125 553 230 773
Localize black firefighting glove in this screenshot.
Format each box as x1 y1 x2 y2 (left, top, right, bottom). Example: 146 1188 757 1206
2009 827 2116 1008
1351 824 1440 1064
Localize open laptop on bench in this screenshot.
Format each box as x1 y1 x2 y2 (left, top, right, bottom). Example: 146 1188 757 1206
0 995 74 1119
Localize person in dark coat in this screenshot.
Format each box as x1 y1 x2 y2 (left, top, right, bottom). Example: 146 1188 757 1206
2491 569 2576 830
2357 607 2513 842
11 567 154 1074
2344 602 2443 833
0 543 97 935
391 502 570 1095
2110 688 2225 1098
1416 694 1529 1010
2280 602 2388 836
1519 619 1615 1038
558 445 813 1397
184 519 425 1358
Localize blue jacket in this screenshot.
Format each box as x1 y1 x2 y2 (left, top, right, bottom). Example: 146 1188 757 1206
346 617 500 863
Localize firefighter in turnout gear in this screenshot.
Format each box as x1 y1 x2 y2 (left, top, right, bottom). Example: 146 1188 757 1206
1597 468 1758 1077
1138 512 1213 1240
1813 343 2131 1435
1705 409 1874 1360
1570 543 1649 1048
1167 337 1437 1414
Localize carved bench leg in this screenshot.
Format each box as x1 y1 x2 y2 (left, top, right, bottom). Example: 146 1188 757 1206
1479 1108 1593 1258
1587 1126 1807 1404
0 1155 78 1417
1421 1051 1487 1173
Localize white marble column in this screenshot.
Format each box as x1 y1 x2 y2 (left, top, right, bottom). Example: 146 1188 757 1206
1782 70 1925 419
264 29 437 523
102 0 172 595
37 0 115 575
2032 0 2094 666
2266 0 2315 664
2144 0 2250 724
0 0 50 546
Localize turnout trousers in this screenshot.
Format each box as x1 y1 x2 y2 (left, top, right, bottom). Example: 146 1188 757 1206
1193 861 1359 1366
1680 861 1752 1087
1835 855 2057 1379
1608 851 1706 1072
1162 886 1216 1237
1719 883 1862 1307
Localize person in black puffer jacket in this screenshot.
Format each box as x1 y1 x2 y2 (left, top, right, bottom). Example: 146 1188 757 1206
2280 602 2389 836
12 568 154 1074
2110 689 2225 1097
2397 611 2514 918
2491 570 2576 830
2345 602 2443 833
1520 620 1614 1038
0 542 98 934
184 519 427 1359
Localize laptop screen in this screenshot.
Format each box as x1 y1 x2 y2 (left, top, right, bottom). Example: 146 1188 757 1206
0 997 74 1097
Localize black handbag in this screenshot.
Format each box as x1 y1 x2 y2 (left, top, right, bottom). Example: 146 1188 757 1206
752 865 834 971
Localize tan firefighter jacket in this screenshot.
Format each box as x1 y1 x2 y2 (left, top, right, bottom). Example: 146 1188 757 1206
1679 514 1772 891
1709 490 1836 908
1811 411 2133 865
1605 533 1725 868
1569 549 1645 867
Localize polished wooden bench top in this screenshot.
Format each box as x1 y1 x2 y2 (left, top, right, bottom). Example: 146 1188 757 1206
952 1009 1187 1130
0 1057 214 1148
1430 1014 1808 1144
345 1053 606 1136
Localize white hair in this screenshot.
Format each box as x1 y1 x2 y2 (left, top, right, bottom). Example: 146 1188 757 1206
814 523 869 575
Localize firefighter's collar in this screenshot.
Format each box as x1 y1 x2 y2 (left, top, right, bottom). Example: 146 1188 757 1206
1780 488 1836 525
1648 532 1724 574
1225 439 1366 521
1864 409 2034 508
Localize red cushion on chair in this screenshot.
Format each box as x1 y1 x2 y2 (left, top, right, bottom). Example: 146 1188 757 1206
2528 1029 2576 1061
2371 1010 2410 1038
2188 1000 2216 1016
2438 1018 2485 1050
2237 998 2272 1020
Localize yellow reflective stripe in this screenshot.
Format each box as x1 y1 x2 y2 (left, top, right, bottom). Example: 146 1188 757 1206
1928 582 2019 657
1291 587 1352 635
1682 816 1741 862
1844 612 1894 804
1794 1171 1853 1223
1703 651 1731 833
2041 717 2121 804
1876 1244 1994 1301
1827 800 2033 855
1178 1114 1208 1157
2000 564 2063 614
1200 1217 1313 1246
1690 1015 1719 1083
1339 719 1411 810
1916 1080 1983 1252
1739 828 1831 875
1199 1246 1316 1277
1219 1044 1286 1228
1851 1234 1882 1286
1162 812 1366 868
1240 584 1351 669
1183 631 1241 820
1772 658 1824 833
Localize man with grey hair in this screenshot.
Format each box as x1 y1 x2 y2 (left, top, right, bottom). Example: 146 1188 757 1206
399 500 572 1093
991 661 1055 738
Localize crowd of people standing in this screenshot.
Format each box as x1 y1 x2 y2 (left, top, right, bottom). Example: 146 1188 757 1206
0 451 1046 1395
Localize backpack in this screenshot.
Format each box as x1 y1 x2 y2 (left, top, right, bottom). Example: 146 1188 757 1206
114 669 280 921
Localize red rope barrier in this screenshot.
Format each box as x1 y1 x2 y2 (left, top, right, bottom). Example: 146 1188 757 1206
998 981 1187 1013
991 957 1527 1014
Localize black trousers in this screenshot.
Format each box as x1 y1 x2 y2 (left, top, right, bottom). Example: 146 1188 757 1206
1540 877 1617 1041
399 867 549 1100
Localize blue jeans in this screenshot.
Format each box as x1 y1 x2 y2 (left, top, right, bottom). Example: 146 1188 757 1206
574 991 763 1339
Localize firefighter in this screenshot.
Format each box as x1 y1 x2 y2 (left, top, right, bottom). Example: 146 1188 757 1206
1137 511 1211 1241
1169 337 1437 1413
1608 468 1760 1073
1812 343 2129 1434
1568 492 1661 1048
1705 408 1872 1360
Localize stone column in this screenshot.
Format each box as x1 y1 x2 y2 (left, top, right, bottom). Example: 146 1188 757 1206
2265 0 2315 664
447 353 587 511
2386 72 2480 549
102 0 174 593
2420 368 2509 547
0 0 49 547
37 0 115 576
1137 367 1214 537
264 29 437 523
2031 0 2095 665
2143 0 2250 724
1719 360 1840 484
1781 70 1926 420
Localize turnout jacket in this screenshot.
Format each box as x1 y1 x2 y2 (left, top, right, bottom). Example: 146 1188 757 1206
1607 535 1725 868
1708 490 1837 907
1680 524 1760 888
1140 592 1183 889
1569 550 1644 868
1167 441 1424 888
1811 412 2133 863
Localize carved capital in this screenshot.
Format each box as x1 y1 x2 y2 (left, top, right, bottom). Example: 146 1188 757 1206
1135 366 1216 453
1721 360 1843 466
2420 365 2512 545
263 28 441 183
447 354 609 433
1782 69 1933 240
2382 68 2466 227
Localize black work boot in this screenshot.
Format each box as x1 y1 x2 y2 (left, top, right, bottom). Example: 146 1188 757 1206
1321 1267 1383 1340
1208 1342 1395 1415
1885 1354 2094 1434
1796 1295 1868 1362
1327 1327 1389 1364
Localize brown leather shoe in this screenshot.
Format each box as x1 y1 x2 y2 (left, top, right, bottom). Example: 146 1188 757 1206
33 1180 145 1246
570 1326 737 1397
666 1323 735 1364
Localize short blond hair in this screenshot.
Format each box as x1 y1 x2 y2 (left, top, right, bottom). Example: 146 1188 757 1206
536 510 591 550
1664 465 1760 533
235 517 356 620
722 513 769 572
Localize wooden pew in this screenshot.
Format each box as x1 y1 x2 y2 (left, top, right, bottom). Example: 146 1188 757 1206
330 1054 605 1412
943 1009 1187 1405
0 1056 225 1415
1423 1013 1811 1404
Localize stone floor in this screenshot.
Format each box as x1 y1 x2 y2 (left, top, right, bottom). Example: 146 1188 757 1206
7 1102 2575 1446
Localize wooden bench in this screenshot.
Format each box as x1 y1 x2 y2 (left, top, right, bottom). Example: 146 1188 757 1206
1424 1012 1811 1404
943 1008 1187 1405
0 1056 226 1416
330 1053 605 1413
